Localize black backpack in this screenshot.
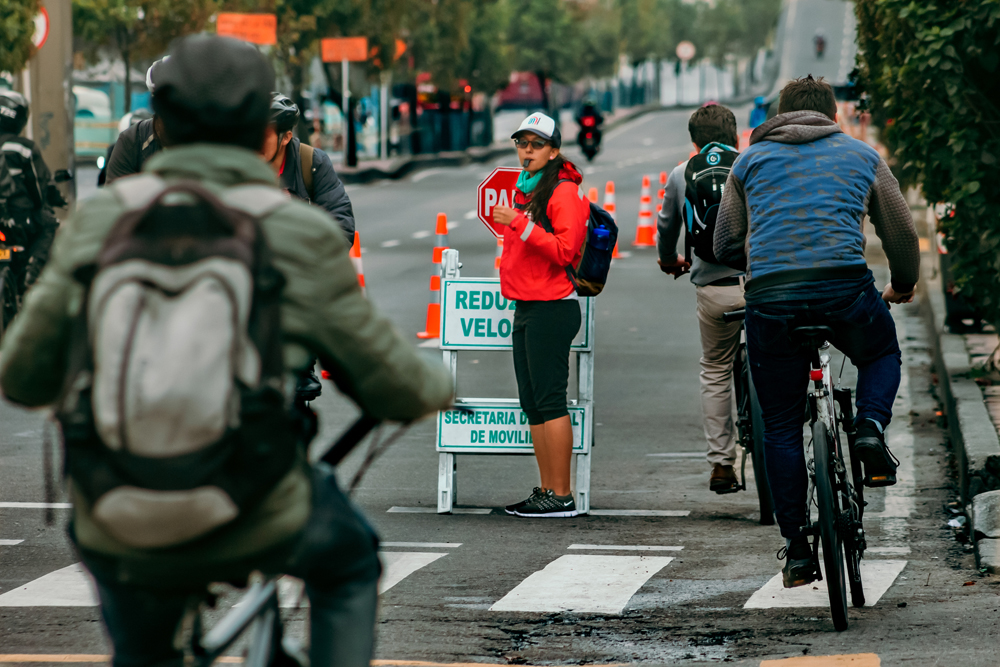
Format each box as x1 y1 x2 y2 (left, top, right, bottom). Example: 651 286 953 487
529 181 618 297
683 143 738 264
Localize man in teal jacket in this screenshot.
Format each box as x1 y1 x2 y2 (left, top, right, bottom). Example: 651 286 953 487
0 35 452 667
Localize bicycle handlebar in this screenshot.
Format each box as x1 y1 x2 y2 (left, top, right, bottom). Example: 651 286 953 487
723 309 746 323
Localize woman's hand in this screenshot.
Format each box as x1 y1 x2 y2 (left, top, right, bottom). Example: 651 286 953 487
493 206 518 227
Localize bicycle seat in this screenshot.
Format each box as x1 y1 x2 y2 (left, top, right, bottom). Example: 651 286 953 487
790 325 833 349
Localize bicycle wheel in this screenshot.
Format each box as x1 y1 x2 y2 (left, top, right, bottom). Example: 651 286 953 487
745 356 775 525
0 267 18 341
813 419 849 631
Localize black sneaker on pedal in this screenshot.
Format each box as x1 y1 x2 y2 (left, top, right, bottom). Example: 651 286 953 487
780 536 817 588
854 421 898 487
505 488 543 515
513 489 578 518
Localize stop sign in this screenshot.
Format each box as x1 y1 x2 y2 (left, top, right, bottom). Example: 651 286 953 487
477 166 520 238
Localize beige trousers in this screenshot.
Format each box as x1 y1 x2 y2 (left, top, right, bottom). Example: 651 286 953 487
695 283 746 467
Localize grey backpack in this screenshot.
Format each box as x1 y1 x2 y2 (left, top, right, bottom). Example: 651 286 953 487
57 176 300 549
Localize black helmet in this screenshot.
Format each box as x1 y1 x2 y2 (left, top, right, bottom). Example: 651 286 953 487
152 35 274 149
270 93 299 134
0 90 29 135
145 56 169 93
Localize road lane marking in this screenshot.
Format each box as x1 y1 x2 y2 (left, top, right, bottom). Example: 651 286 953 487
463 210 477 220
0 502 72 509
446 221 460 230
380 552 447 593
490 555 673 614
417 339 441 348
388 506 491 514
590 510 691 516
411 230 432 239
568 544 683 551
646 452 705 458
411 169 448 183
743 560 907 609
0 563 98 606
761 655 879 667
382 542 462 548
381 239 401 248
0 539 24 545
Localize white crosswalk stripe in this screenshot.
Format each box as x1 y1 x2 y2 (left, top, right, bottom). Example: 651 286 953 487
744 559 907 609
489 555 673 614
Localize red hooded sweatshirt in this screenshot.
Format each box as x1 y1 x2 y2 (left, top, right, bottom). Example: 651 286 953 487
500 162 589 302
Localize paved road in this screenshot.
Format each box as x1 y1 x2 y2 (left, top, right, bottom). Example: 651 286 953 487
4 105 999 665
4 3 999 663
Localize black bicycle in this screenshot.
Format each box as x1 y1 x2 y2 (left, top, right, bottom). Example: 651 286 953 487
724 309 775 525
792 325 867 631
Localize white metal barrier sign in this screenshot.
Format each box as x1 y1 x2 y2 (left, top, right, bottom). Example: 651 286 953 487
437 400 589 454
440 278 591 350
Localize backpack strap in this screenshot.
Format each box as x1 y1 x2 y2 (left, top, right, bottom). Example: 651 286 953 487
299 143 315 200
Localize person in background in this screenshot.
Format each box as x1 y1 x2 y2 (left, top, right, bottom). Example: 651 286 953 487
261 93 355 242
657 104 744 494
0 35 453 667
97 109 154 186
492 112 589 518
104 58 169 184
714 75 919 588
749 96 769 129
0 90 61 290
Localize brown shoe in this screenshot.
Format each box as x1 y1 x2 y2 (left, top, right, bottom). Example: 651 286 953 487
710 463 740 494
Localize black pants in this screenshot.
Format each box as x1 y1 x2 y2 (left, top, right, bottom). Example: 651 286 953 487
512 300 582 425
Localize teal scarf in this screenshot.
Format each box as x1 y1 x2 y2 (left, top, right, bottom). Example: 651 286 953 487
517 169 543 194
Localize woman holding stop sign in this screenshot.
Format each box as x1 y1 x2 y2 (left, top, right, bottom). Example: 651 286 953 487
493 112 589 518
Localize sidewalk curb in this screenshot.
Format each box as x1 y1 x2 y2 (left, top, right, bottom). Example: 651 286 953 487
336 103 663 185
918 250 1000 572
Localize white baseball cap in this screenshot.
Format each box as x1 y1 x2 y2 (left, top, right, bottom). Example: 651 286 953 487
511 112 561 148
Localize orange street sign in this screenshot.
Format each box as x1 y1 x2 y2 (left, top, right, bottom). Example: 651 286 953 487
216 13 277 46
321 37 369 63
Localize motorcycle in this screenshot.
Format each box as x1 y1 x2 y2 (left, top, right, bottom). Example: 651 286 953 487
577 115 602 162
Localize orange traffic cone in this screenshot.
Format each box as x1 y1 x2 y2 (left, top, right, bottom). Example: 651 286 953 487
416 213 449 339
494 236 503 277
655 171 667 217
603 181 622 259
350 231 366 296
634 175 656 247
739 129 751 151
588 187 599 204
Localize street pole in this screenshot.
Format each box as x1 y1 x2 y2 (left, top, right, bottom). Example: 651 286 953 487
342 58 350 168
380 71 390 160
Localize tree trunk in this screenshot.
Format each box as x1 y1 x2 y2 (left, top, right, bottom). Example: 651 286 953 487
535 71 549 115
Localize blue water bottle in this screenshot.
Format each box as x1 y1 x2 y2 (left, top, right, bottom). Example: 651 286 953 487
590 226 611 250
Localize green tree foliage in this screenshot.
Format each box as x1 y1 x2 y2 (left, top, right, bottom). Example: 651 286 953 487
0 0 39 74
503 0 578 110
73 0 217 111
855 1 1000 324
458 0 511 94
571 0 620 80
697 0 782 65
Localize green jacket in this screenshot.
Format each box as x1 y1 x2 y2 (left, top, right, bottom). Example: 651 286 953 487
0 145 453 580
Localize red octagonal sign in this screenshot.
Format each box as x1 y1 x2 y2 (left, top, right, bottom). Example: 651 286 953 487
477 166 520 238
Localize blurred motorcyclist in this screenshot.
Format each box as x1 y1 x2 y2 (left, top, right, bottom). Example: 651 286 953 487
262 93 355 242
104 58 169 184
576 98 604 161
814 30 826 59
0 90 61 290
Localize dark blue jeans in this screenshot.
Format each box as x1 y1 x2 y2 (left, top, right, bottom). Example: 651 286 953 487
745 283 901 538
